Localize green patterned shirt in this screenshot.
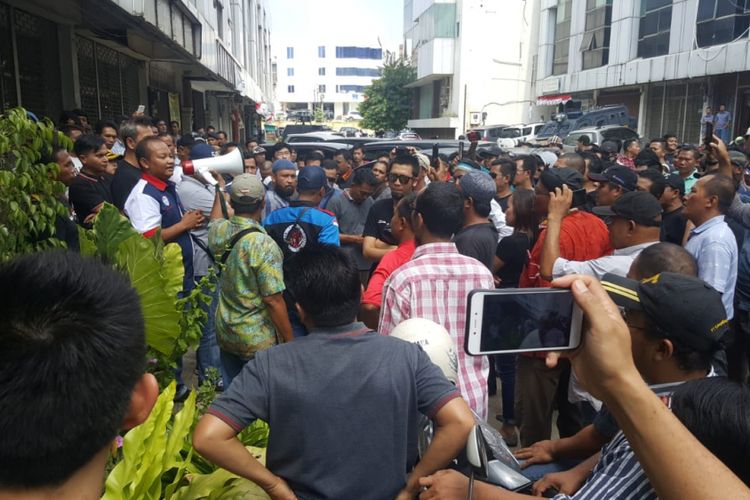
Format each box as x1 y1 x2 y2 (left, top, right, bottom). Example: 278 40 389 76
208 216 285 358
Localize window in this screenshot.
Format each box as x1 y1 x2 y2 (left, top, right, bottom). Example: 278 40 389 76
318 67 325 76
287 67 294 76
287 85 295 93
336 84 367 93
696 0 750 48
286 46 294 58
318 46 325 57
335 46 382 59
336 67 381 77
318 84 326 93
552 0 572 75
580 0 613 70
215 0 224 39
638 0 672 58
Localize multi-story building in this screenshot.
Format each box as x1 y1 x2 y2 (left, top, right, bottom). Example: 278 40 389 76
403 0 540 139
536 0 750 143
275 39 384 118
0 0 273 141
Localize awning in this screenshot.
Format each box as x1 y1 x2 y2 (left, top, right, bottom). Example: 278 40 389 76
537 94 572 106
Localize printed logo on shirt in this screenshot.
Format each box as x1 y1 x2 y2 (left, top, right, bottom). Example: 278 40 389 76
283 224 308 253
162 195 170 207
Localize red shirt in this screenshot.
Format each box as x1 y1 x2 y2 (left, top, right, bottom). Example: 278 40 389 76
361 239 417 307
520 210 611 289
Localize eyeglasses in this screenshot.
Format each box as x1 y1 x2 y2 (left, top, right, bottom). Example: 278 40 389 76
389 173 414 185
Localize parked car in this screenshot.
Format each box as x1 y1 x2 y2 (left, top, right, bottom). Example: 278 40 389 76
289 110 314 123
466 124 509 142
535 105 636 143
286 132 345 143
562 125 640 152
362 140 494 161
496 122 546 147
262 142 352 160
345 111 363 121
339 126 363 137
281 124 332 141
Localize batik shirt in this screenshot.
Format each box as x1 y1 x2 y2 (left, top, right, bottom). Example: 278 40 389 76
208 216 285 358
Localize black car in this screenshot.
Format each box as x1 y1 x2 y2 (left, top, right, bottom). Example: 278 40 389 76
260 142 352 161
361 140 495 160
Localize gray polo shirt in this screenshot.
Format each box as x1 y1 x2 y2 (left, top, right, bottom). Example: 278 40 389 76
327 190 374 270
208 322 460 500
177 175 215 277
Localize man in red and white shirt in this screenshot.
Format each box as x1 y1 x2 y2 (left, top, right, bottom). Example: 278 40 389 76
379 182 495 420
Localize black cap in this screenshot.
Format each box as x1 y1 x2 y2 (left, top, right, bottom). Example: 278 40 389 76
591 191 662 226
477 146 503 158
177 133 195 148
540 167 584 191
601 140 619 154
601 272 729 352
588 166 637 191
663 172 685 196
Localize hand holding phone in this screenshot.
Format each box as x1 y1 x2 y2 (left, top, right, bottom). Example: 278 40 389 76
465 289 583 356
548 186 573 220
704 122 714 149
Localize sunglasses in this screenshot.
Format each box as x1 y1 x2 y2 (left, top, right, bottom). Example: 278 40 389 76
389 173 414 185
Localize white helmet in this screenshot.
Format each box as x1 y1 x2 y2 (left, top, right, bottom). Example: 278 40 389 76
391 318 458 384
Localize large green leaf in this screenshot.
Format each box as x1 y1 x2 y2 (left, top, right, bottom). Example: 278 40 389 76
115 235 183 355
93 204 139 261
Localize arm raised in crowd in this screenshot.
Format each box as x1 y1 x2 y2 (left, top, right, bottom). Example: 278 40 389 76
539 186 572 281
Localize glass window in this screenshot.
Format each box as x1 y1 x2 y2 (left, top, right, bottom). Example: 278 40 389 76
638 0 672 58
318 84 326 93
408 2 457 43
553 0 573 75
335 67 381 77
286 46 294 58
287 67 294 76
287 85 294 93
318 67 325 76
336 84 366 93
580 0 612 70
696 0 750 48
318 46 325 57
335 46 382 59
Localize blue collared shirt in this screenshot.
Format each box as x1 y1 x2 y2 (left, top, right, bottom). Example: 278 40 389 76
685 215 738 319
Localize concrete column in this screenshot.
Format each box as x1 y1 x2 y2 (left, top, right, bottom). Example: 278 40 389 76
57 24 80 109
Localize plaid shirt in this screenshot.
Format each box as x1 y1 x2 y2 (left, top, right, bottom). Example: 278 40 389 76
378 242 495 419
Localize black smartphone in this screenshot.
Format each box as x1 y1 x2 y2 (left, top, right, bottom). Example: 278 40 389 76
704 122 714 148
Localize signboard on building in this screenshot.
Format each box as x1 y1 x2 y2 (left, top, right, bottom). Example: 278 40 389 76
168 93 181 123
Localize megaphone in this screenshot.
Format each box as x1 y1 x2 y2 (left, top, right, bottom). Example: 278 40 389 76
181 147 244 185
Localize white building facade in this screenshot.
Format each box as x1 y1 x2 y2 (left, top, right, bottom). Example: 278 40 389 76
275 40 384 118
536 0 750 144
403 0 541 139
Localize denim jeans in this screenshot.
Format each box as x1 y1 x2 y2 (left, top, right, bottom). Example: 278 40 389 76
522 458 582 481
220 349 250 388
195 278 223 387
495 354 517 425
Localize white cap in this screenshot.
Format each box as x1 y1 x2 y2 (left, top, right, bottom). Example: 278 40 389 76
391 318 458 384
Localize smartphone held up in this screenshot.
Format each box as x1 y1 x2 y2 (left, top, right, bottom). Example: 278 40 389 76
465 288 583 356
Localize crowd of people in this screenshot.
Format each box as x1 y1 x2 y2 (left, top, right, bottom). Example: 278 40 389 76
3 108 750 499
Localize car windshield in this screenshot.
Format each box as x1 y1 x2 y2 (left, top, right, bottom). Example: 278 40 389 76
500 128 522 138
536 123 559 138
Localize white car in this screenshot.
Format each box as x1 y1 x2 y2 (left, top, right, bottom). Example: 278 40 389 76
562 125 640 152
345 111 363 121
496 123 546 147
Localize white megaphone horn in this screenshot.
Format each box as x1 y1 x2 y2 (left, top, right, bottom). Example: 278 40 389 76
181 147 244 185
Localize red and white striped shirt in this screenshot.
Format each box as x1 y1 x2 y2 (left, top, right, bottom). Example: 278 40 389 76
378 242 495 420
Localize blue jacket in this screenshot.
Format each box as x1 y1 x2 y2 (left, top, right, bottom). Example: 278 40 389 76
263 200 340 261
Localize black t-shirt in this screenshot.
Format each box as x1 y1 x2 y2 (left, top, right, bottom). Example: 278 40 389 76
362 197 397 246
453 223 498 272
68 171 114 225
496 194 511 213
660 207 687 245
111 159 141 210
495 232 530 288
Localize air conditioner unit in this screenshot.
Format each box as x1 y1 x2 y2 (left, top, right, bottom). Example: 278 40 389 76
469 112 482 126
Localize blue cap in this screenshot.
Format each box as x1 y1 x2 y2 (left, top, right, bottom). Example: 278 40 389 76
272 159 297 173
189 143 215 160
297 166 327 191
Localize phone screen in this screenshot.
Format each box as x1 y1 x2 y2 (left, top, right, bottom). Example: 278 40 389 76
479 291 575 352
704 122 714 147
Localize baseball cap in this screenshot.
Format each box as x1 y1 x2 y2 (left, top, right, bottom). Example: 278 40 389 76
729 150 748 168
455 158 485 173
229 174 265 205
588 166 637 191
663 172 686 196
253 146 267 155
272 159 297 173
189 143 215 160
540 167 584 191
458 170 496 213
601 272 729 352
177 134 195 148
601 140 619 154
536 150 558 168
297 166 327 191
592 191 662 226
